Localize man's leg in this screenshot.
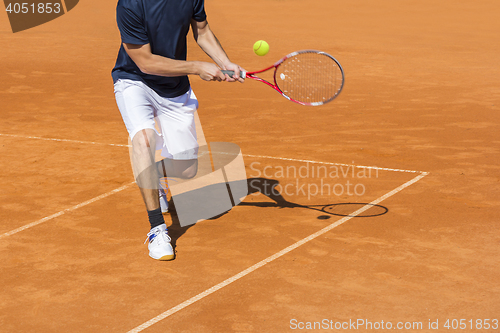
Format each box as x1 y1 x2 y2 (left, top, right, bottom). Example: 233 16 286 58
157 158 198 214
130 128 160 211
130 129 175 261
153 87 201 214
114 79 175 261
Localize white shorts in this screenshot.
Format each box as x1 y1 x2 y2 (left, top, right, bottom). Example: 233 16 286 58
114 79 199 160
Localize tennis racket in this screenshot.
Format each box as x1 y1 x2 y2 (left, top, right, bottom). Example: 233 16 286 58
222 50 344 106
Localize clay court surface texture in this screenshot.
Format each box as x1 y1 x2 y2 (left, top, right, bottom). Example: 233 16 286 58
1 0 499 332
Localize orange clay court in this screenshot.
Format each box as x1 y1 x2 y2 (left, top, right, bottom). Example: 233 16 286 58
1 0 499 332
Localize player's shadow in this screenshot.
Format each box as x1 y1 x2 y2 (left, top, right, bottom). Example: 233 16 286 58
166 177 293 249
167 177 388 250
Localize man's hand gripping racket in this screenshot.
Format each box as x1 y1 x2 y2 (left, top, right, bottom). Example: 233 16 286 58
223 50 344 106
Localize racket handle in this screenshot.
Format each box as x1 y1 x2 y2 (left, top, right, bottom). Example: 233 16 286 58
222 70 246 78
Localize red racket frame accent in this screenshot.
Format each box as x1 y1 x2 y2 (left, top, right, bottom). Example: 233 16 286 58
244 54 304 104
224 50 344 106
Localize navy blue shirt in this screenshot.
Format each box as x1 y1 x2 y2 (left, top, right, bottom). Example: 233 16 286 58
112 0 207 98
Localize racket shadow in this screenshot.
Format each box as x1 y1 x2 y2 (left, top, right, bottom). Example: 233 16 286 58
243 178 389 218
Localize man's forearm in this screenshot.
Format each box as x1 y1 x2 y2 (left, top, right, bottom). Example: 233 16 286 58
123 43 204 77
140 55 202 77
195 26 231 69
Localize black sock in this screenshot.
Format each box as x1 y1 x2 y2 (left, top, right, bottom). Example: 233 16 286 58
147 208 165 229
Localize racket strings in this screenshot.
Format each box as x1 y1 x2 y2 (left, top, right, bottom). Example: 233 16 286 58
275 52 343 105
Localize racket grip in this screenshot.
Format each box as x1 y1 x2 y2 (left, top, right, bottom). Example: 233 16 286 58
222 70 246 78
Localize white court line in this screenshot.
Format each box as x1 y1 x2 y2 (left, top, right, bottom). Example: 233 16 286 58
1 133 422 173
0 132 427 241
1 132 430 329
0 133 130 147
0 182 135 240
125 172 429 333
242 153 424 174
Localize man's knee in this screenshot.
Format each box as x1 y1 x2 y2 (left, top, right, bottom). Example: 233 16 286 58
131 129 156 156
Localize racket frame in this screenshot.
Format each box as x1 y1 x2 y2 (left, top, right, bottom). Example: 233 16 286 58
222 50 344 106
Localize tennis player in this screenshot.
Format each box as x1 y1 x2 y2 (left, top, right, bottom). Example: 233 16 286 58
112 0 244 261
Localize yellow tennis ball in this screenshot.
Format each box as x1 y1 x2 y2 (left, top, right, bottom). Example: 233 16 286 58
253 40 269 56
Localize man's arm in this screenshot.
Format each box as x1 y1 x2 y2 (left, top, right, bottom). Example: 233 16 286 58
191 19 244 82
123 43 226 81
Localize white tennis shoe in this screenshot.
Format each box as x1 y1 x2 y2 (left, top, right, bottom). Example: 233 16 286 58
144 224 174 261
